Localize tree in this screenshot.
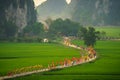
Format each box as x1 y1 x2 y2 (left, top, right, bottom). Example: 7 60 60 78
20 22 44 42
78 27 100 47
99 31 106 40
23 22 44 37
0 21 18 40
48 18 81 39
62 19 80 36
5 22 18 38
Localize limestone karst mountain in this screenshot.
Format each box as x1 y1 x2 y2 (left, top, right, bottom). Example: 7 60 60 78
37 0 120 26
0 0 36 32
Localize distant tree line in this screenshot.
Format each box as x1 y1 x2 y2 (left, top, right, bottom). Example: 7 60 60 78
1 18 119 46
17 18 82 43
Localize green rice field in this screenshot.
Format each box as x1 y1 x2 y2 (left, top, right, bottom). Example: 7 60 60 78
0 43 80 76
0 40 119 80
95 27 120 38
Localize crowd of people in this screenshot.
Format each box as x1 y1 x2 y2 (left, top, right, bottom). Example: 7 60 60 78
7 65 43 76
47 46 96 70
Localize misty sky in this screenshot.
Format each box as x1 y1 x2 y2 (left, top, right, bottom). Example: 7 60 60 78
34 0 71 7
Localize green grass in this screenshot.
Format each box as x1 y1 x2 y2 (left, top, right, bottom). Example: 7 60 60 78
12 41 120 80
95 27 120 38
0 43 80 76
10 75 120 80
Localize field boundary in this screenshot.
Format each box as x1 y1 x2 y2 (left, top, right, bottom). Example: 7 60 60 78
0 44 97 80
